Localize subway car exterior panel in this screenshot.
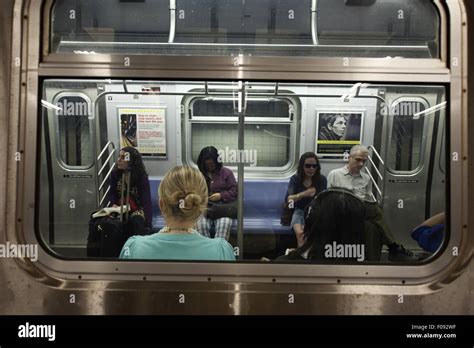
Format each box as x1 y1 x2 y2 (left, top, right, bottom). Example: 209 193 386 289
0 0 472 315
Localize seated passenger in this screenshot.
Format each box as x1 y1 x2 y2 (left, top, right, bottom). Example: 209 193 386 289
120 166 235 261
327 145 417 262
195 146 237 241
411 212 445 253
110 147 152 234
285 152 327 248
277 189 367 262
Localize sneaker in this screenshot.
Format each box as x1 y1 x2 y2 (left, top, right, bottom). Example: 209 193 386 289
388 244 418 262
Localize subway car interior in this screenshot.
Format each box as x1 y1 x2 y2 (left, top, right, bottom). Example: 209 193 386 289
38 0 446 264
0 0 472 319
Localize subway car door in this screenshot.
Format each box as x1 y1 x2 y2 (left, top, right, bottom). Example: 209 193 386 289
380 95 446 249
43 88 98 251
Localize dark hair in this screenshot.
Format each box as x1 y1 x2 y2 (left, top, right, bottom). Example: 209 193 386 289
299 189 366 261
116 146 148 185
197 146 223 178
296 152 322 188
327 114 346 127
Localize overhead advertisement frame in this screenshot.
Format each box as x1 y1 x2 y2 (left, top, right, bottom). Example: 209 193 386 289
315 111 364 158
118 107 167 158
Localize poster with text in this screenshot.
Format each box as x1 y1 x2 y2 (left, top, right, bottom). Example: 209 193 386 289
315 112 363 157
119 108 167 157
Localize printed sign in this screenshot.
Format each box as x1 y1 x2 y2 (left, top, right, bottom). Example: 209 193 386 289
118 108 167 156
316 111 363 157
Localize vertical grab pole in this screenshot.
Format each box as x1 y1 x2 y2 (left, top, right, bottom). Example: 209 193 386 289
311 0 319 45
237 81 245 260
168 0 177 43
125 171 131 221
120 172 125 222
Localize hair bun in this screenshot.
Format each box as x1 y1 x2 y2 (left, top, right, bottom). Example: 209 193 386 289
181 193 201 210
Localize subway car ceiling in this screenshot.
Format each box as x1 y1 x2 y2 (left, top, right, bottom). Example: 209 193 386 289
7 0 465 286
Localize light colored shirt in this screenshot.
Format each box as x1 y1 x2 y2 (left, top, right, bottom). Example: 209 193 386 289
327 166 374 201
119 229 236 261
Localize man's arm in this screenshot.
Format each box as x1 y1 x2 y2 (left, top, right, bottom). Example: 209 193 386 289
413 212 445 231
327 170 335 189
365 175 373 201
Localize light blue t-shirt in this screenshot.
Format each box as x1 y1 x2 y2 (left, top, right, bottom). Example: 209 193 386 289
119 229 236 261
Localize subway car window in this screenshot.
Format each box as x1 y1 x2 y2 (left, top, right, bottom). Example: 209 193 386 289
191 99 291 118
50 0 170 54
189 96 293 169
55 95 93 168
191 124 290 168
38 80 446 264
387 100 427 172
50 0 439 58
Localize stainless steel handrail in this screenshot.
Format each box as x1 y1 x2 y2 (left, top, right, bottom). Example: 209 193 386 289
99 185 111 207
311 0 319 45
366 145 385 204
368 145 384 166
98 149 116 176
367 154 383 181
97 141 115 161
168 0 176 43
237 81 245 260
60 41 428 50
98 163 116 192
96 141 116 206
364 166 382 197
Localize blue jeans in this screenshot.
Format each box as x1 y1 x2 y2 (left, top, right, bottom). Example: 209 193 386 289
291 208 305 228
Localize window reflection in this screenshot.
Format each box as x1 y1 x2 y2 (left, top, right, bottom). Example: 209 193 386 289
39 80 446 264
50 0 439 58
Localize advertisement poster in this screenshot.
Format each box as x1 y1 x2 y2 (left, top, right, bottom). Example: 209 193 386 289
315 112 363 157
118 108 166 157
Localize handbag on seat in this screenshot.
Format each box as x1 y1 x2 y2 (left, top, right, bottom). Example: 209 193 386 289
206 200 238 220
280 201 294 226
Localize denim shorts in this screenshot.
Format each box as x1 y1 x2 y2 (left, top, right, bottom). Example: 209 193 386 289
290 208 305 227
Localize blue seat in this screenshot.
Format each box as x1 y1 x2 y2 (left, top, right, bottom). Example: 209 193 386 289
240 180 290 235
149 178 292 235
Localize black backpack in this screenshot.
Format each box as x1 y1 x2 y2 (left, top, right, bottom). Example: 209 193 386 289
87 171 146 258
87 216 131 257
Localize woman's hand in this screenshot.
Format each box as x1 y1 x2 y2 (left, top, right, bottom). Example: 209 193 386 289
306 187 316 197
209 193 222 201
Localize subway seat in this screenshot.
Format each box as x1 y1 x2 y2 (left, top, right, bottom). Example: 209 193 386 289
150 179 291 235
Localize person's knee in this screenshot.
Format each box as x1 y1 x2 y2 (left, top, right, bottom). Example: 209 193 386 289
293 224 304 235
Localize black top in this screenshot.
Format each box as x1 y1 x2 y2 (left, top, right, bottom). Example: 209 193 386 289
284 174 327 210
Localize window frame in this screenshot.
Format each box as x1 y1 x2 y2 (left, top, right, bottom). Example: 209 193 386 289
386 97 431 175
52 91 95 170
45 0 443 60
183 92 300 177
10 0 467 288
40 0 449 77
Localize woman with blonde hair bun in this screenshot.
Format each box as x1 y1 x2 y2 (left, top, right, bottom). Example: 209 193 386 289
120 166 235 261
